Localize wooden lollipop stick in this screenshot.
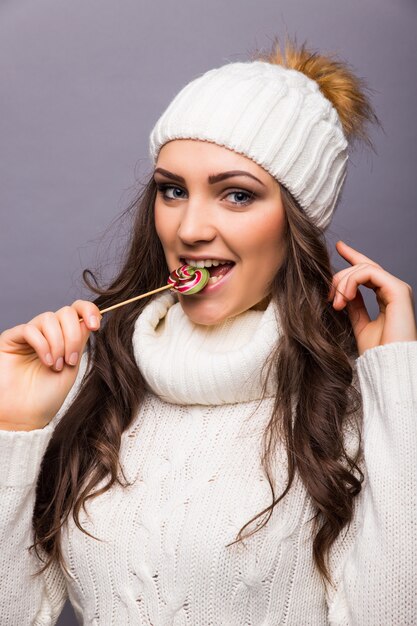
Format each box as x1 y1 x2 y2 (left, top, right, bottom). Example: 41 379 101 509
77 283 174 323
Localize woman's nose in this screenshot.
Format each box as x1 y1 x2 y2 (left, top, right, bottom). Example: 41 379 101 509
177 205 217 245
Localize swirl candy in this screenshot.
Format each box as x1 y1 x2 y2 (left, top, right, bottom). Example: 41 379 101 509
79 264 211 322
167 264 210 294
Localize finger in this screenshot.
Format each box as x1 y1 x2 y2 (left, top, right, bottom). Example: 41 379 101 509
328 263 370 301
335 240 382 269
345 289 372 338
2 323 57 368
56 300 103 366
332 264 373 308
28 312 66 371
70 299 103 331
55 306 84 366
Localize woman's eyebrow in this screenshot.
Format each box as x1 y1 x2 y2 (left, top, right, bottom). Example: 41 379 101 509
153 167 266 187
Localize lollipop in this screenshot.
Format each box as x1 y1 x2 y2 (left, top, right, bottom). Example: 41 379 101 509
79 264 210 321
167 264 210 294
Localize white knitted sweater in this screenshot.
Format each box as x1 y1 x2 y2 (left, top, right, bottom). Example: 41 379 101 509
1 291 416 625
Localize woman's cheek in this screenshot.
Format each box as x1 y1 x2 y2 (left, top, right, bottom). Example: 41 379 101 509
154 205 172 245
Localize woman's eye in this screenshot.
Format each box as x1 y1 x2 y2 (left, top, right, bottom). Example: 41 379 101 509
225 190 255 206
156 184 185 200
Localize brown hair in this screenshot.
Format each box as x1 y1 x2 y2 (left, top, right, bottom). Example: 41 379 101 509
30 36 381 587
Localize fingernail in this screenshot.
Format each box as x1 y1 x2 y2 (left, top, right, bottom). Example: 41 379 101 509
89 315 99 329
45 353 54 366
68 352 79 366
55 357 64 371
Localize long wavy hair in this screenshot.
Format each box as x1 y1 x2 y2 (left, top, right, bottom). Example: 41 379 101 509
30 36 381 587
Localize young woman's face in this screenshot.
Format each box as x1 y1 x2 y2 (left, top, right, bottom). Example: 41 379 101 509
154 139 287 325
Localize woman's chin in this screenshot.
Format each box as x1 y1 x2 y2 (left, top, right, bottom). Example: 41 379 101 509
178 297 235 326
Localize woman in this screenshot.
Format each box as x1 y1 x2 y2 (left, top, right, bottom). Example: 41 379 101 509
1 37 416 625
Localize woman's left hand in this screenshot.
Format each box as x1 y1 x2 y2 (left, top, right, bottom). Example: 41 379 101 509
328 240 417 356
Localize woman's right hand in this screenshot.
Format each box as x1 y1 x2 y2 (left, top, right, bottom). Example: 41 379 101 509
0 301 102 431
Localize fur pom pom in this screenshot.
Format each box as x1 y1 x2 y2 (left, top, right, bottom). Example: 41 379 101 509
250 35 382 151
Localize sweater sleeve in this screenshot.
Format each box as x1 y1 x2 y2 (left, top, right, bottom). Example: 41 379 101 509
326 340 417 626
0 351 90 625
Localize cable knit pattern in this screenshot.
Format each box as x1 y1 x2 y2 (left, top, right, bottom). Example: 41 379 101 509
0 291 416 625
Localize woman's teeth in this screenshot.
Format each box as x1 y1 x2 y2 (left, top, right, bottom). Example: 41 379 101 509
180 258 234 287
183 258 230 268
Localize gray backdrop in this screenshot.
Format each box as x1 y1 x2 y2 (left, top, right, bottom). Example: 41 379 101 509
1 0 416 624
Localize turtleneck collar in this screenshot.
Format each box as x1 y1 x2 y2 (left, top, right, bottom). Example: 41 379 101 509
132 291 282 406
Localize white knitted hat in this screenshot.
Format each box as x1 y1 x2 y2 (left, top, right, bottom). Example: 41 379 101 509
149 60 348 230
